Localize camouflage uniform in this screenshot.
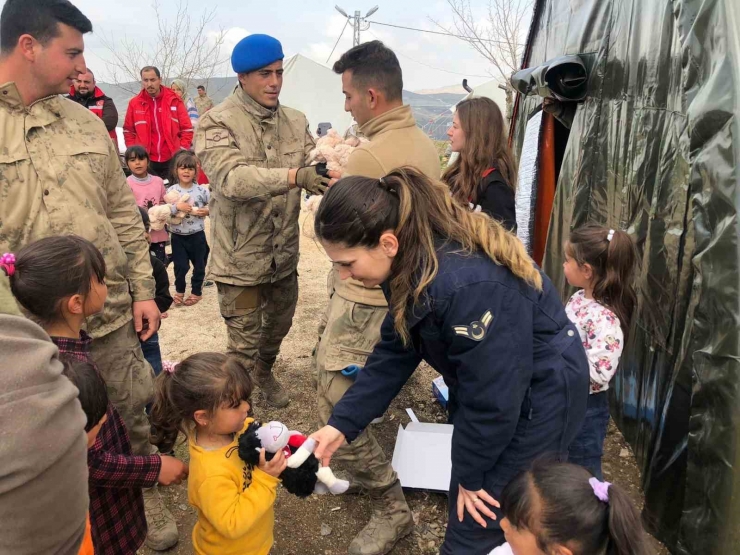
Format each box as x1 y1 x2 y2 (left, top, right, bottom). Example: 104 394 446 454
195 86 314 405
0 83 157 457
194 94 214 116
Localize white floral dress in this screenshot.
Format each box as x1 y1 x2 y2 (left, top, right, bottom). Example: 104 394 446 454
565 290 623 394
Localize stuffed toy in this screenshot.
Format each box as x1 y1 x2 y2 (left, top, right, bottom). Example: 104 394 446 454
238 420 349 498
307 129 365 173
164 190 191 225
147 204 172 231
303 129 368 234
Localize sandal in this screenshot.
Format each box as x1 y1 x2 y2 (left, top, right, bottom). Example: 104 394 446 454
184 294 202 306
173 293 184 306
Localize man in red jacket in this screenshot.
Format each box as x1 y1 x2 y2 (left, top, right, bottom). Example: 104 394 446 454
67 69 119 151
123 66 193 180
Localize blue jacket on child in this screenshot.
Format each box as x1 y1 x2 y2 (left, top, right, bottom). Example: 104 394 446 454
328 242 590 494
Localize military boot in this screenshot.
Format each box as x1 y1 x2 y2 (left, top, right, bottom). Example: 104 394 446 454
253 359 290 408
348 479 414 555
143 484 179 550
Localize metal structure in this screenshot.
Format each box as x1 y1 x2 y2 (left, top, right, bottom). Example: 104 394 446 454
335 5 379 46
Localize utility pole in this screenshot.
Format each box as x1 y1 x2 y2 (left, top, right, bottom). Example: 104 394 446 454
335 5 379 46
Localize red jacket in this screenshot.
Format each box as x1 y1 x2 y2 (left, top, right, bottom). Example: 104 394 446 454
123 86 193 161
68 85 119 149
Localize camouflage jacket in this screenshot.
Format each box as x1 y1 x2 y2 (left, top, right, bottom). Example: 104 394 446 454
0 82 155 338
195 87 314 286
194 95 214 116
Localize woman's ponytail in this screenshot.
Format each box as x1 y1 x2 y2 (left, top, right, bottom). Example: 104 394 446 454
605 484 652 555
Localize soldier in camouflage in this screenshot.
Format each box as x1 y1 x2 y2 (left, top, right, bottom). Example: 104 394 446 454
0 0 180 549
195 34 335 408
194 85 213 115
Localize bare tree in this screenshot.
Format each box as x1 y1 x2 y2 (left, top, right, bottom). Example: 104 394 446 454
99 0 229 95
431 0 533 118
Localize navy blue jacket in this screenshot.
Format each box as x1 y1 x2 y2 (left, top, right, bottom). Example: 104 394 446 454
328 243 589 491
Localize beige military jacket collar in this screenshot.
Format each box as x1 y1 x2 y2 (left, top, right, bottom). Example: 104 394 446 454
0 82 62 125
234 85 279 122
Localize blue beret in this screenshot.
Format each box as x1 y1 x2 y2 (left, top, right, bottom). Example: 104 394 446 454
231 34 284 74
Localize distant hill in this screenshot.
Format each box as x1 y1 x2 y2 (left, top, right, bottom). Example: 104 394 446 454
414 84 470 95
99 77 463 140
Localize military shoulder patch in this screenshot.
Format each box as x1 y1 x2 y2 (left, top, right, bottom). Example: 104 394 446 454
204 127 231 149
453 310 493 341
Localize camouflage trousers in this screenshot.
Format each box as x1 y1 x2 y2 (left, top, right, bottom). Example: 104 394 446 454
217 272 298 370
89 320 157 456
316 293 397 491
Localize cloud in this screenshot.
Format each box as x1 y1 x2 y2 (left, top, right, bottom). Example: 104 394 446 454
220 27 250 53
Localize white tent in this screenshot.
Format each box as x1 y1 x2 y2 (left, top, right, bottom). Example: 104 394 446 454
454 78 508 111
280 54 355 136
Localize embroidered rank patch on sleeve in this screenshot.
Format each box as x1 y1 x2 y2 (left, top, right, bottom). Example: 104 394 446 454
453 310 493 341
204 127 231 149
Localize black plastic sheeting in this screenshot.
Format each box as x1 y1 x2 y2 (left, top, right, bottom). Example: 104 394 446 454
509 1 740 553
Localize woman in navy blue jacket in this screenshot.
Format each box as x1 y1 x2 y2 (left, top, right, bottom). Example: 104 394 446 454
310 167 589 554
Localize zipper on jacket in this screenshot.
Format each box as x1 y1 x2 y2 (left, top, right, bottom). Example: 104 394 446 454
153 96 162 160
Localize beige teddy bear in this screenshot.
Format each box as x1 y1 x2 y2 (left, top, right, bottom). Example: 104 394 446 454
146 190 190 230
303 129 367 227
147 204 172 232
307 129 365 173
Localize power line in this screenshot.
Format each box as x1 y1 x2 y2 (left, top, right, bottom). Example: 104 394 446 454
327 18 351 63
366 29 493 79
370 20 525 47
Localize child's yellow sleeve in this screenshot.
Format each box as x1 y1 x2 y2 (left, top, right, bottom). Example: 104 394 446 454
197 468 281 540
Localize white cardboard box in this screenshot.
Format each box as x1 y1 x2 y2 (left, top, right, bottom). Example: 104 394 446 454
391 411 453 492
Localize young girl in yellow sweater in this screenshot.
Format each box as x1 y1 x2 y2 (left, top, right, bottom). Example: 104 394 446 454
150 353 287 555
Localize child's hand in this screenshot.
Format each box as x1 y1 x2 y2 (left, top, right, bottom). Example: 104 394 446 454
258 448 287 478
158 455 189 486
192 208 207 217
176 202 192 213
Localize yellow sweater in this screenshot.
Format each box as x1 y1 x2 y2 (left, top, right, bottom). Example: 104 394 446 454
188 419 281 555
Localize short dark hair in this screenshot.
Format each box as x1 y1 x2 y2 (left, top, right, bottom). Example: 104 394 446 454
0 0 93 53
172 150 198 173
124 145 149 161
138 206 150 232
196 85 205 91
333 40 402 101
61 358 109 432
140 66 161 78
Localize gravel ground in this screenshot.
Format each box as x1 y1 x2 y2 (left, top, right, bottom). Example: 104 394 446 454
139 209 666 555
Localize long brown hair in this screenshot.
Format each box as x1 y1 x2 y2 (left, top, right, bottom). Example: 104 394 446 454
566 225 637 336
442 97 517 205
149 353 253 452
501 461 652 555
315 167 541 345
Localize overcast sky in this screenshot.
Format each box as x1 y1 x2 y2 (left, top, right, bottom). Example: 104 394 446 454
62 0 524 91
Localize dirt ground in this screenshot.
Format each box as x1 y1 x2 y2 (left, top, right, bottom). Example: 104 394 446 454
140 209 667 555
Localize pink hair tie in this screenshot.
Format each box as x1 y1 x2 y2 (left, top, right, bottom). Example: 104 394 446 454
589 477 611 503
162 360 178 374
0 253 16 277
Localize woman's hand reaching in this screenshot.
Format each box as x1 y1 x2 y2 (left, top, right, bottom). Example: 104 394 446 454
309 425 346 466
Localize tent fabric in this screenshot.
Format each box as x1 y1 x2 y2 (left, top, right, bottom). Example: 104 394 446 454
280 54 355 136
509 1 740 554
450 78 508 113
